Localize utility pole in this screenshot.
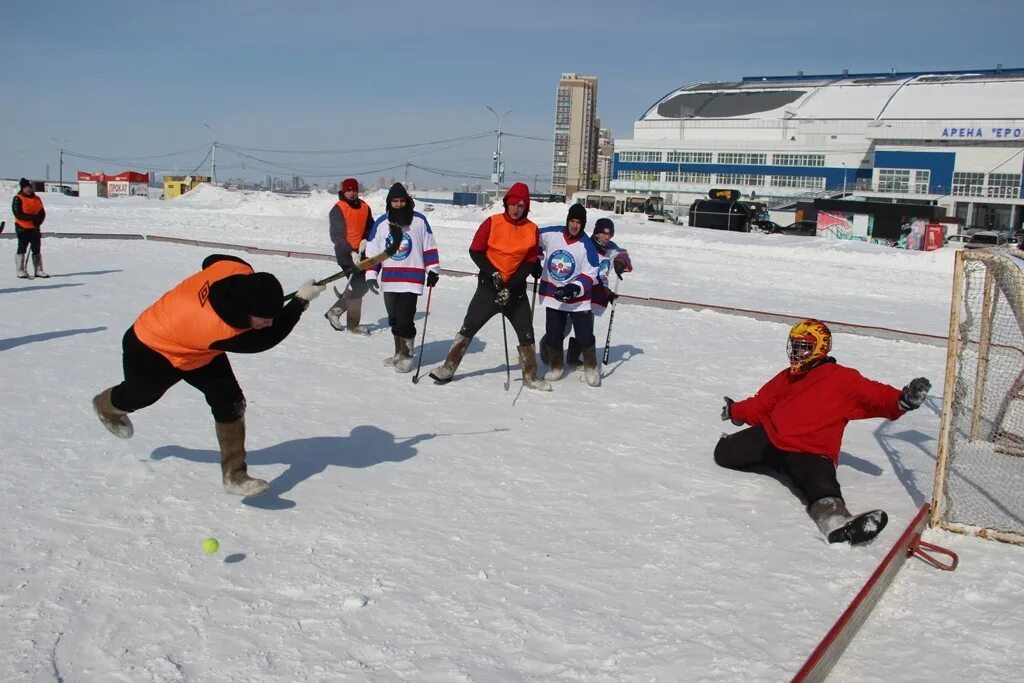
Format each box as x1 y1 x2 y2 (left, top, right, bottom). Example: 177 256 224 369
51 137 69 190
486 106 511 193
203 123 218 184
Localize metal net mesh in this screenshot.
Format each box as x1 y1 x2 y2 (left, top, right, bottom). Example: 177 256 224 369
936 249 1024 543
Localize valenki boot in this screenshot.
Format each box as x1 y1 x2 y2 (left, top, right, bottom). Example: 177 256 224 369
32 253 49 278
383 334 403 366
217 418 269 497
581 345 601 387
395 337 415 374
92 388 134 438
429 334 471 384
15 253 29 279
518 343 551 391
544 339 565 382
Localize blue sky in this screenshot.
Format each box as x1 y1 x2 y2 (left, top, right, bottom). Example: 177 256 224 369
5 0 1023 191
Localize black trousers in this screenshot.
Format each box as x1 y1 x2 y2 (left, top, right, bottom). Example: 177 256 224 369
713 425 842 505
15 227 41 256
384 291 419 339
110 327 246 424
543 307 595 349
457 284 535 346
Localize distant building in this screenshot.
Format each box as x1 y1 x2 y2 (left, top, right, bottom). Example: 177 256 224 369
79 171 150 198
596 125 614 192
163 174 211 200
552 73 599 197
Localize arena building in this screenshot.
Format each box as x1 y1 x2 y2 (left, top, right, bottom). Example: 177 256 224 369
610 67 1024 233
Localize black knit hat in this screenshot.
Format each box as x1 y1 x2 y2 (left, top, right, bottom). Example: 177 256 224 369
592 217 615 237
19 178 31 189
567 203 587 227
209 272 283 328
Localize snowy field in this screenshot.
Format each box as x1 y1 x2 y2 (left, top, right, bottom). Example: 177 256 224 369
1 186 1022 682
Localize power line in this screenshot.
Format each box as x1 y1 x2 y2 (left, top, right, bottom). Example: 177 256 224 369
221 131 495 155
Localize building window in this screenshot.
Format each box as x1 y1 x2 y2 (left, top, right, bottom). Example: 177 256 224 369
666 151 713 164
771 175 826 189
877 168 911 193
986 173 1022 198
913 170 931 194
717 152 768 165
716 173 765 186
617 170 662 182
952 172 985 197
772 153 825 167
665 171 713 184
618 151 663 163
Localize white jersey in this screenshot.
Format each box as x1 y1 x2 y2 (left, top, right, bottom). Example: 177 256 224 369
592 240 631 317
537 226 600 312
365 212 440 295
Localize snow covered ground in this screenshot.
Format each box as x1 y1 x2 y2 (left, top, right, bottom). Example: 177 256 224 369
0 186 1021 682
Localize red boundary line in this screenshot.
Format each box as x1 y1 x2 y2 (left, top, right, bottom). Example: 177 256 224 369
7 231 946 346
791 504 932 683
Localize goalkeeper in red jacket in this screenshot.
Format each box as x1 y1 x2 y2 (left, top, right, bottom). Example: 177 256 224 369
715 319 931 545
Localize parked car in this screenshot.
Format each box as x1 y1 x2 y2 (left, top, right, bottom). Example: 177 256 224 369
964 231 1008 249
943 234 971 250
751 220 784 233
770 220 818 236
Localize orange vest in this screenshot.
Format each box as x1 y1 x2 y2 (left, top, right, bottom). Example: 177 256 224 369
486 214 538 281
133 260 252 370
336 200 371 249
15 193 43 229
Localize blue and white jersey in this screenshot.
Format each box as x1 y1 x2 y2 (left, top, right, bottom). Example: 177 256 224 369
364 212 440 295
592 240 632 317
537 226 600 312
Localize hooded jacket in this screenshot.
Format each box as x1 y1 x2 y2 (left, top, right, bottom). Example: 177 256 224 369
468 182 539 290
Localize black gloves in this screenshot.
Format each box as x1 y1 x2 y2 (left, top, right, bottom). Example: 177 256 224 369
607 291 619 303
385 223 403 256
721 396 743 426
426 271 439 288
495 288 510 307
613 259 626 279
554 283 580 303
898 377 931 411
531 260 543 279
367 280 380 295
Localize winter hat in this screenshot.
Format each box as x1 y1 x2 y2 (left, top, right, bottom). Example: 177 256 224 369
592 218 615 237
19 178 31 189
386 182 411 203
386 182 415 226
209 272 284 328
245 273 285 318
340 178 359 193
566 203 587 227
502 182 531 214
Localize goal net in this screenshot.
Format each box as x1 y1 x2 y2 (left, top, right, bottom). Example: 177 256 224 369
932 248 1024 545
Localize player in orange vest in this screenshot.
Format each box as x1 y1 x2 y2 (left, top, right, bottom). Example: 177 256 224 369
325 178 376 334
91 255 326 497
12 178 47 278
428 182 549 390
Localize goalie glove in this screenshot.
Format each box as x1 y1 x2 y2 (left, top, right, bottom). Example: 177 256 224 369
899 377 931 411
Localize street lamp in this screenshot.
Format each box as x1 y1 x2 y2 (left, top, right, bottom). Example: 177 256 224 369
51 137 70 190
486 106 511 191
203 123 218 184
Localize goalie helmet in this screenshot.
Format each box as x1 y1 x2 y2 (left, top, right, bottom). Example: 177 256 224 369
787 319 831 374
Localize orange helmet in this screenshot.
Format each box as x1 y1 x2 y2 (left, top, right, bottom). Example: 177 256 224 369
787 319 831 374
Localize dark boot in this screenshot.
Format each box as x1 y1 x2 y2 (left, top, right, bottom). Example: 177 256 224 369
346 296 369 336
566 336 582 370
539 334 550 365
32 253 49 278
383 334 403 366
395 337 415 374
544 339 565 382
808 496 852 539
216 419 268 497
581 345 601 387
92 387 134 438
429 334 471 384
518 343 551 391
324 289 347 331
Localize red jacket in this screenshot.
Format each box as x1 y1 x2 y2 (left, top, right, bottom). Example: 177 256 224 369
729 360 905 464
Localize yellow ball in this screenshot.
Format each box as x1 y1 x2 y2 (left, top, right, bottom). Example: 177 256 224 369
202 537 220 555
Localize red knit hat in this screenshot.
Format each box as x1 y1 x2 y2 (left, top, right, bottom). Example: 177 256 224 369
340 178 359 193
502 182 531 214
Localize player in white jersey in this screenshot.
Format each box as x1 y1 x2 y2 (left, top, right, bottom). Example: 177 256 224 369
364 183 441 373
537 204 602 386
567 217 633 370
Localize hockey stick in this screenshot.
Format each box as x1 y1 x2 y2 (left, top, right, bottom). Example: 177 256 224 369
283 250 392 302
0 220 5 234
530 276 538 319
411 286 434 384
501 312 511 391
601 276 622 366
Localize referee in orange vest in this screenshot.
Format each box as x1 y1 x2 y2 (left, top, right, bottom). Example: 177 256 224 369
92 254 325 497
12 178 47 278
